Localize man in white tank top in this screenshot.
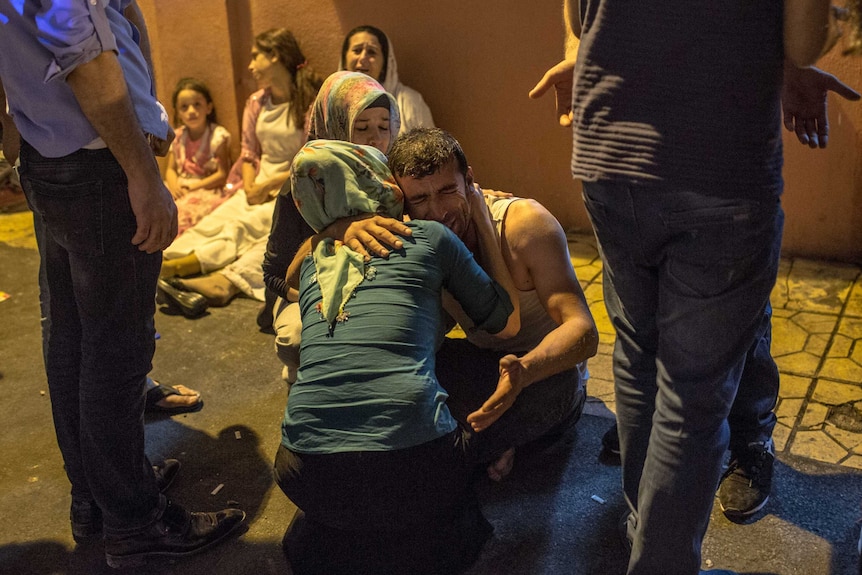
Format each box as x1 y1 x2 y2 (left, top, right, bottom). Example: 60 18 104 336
351 128 600 481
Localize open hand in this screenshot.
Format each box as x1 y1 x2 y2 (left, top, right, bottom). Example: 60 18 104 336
782 64 861 148
466 355 524 432
529 59 577 127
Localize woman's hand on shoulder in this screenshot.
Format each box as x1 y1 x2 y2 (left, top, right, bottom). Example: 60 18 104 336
337 214 412 260
476 183 513 200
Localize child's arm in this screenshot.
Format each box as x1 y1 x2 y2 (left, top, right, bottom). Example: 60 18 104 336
187 137 230 192
164 152 184 199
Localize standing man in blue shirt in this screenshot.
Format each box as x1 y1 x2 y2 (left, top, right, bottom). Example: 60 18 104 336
0 1 244 568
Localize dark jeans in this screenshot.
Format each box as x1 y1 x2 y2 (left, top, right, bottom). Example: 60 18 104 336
583 181 783 575
19 141 163 535
435 338 587 464
730 303 779 452
274 430 473 530
274 432 490 574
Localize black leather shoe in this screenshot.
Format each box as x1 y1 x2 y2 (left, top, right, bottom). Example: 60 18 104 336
71 460 181 544
104 499 246 568
71 499 103 544
602 422 621 456
157 278 208 318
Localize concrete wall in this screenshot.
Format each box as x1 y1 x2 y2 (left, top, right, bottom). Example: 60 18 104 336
138 0 862 262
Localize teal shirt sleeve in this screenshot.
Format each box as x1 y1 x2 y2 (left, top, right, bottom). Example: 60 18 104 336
424 221 513 334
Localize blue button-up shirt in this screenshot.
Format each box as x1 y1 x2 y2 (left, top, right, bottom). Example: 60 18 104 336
0 0 170 157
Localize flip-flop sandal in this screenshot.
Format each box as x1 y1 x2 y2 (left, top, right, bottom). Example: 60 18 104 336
145 382 204 415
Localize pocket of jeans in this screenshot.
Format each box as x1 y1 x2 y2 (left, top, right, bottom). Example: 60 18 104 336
581 190 618 252
663 200 775 298
26 178 104 256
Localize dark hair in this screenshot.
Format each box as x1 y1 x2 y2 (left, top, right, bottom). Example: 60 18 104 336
388 128 469 180
255 28 323 128
341 25 389 82
171 77 217 125
365 93 391 111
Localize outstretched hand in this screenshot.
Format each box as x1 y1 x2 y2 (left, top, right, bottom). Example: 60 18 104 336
529 59 577 127
466 355 525 432
782 64 861 148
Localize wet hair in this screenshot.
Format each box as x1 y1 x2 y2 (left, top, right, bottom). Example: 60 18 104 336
171 77 217 125
388 128 469 181
341 25 389 82
255 28 323 128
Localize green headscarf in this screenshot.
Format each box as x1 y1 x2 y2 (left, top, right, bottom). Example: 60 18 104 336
291 140 403 329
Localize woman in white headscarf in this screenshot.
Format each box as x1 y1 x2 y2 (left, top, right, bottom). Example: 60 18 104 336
340 25 435 131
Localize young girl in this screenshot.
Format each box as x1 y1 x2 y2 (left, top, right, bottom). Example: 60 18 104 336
165 77 232 235
160 29 322 306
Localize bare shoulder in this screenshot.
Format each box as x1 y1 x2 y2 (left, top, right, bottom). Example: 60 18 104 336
501 198 568 256
499 198 576 291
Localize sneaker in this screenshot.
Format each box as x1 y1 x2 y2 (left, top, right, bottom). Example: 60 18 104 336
717 439 775 520
602 422 621 456
71 459 181 544
857 522 861 575
104 499 246 568
154 458 181 492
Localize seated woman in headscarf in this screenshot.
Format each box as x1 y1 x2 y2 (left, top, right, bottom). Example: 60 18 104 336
262 70 406 379
340 25 435 131
274 140 516 575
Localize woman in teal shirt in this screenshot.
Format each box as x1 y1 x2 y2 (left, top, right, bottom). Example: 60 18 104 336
275 140 514 575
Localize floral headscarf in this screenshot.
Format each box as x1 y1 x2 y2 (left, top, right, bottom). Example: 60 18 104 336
307 71 400 151
291 140 403 329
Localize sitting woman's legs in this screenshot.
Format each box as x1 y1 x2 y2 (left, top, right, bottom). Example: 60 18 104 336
173 273 238 307
273 299 301 383
274 431 490 574
160 253 201 278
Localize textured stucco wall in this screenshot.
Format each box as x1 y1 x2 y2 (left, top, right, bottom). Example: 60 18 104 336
138 0 862 262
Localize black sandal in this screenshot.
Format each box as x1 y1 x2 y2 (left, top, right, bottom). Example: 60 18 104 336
156 278 208 318
145 382 204 415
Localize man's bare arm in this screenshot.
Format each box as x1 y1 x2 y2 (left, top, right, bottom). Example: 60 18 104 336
466 200 598 432
123 1 153 77
0 78 20 164
66 50 176 252
499 200 597 386
564 0 581 51
528 0 580 126
784 0 835 66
